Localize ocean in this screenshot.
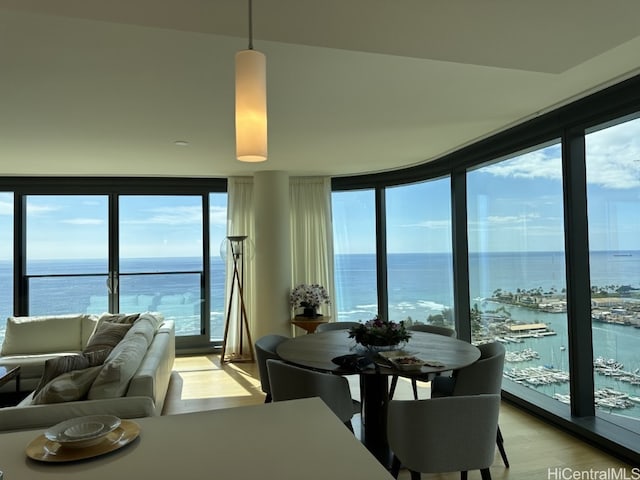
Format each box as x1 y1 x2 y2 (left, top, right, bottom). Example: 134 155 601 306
1 251 639 423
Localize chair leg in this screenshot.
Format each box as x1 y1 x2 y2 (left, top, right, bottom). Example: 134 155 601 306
496 425 509 467
264 393 272 403
480 468 492 480
390 455 401 479
389 375 398 399
410 470 421 480
460 472 468 480
411 379 418 400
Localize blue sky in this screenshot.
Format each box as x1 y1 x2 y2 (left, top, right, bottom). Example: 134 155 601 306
1 118 639 260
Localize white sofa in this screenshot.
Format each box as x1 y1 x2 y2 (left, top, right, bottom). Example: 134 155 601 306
0 312 175 432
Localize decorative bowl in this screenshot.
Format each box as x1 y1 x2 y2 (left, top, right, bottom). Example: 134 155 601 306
64 422 105 439
45 415 121 449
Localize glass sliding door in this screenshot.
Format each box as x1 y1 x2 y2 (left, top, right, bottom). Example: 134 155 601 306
385 178 454 327
332 190 378 322
466 142 569 405
585 115 640 432
25 195 109 315
119 196 204 338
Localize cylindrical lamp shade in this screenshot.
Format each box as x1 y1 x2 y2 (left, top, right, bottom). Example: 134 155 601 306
235 49 267 162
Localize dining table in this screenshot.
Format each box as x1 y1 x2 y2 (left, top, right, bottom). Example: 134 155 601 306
277 330 481 467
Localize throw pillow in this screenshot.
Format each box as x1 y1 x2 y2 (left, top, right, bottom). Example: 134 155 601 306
83 321 132 355
33 354 91 396
32 365 103 405
33 349 112 396
98 313 140 325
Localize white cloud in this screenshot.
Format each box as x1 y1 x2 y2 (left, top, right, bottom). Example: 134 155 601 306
585 118 640 189
401 220 451 229
123 206 202 225
484 117 640 190
487 213 540 225
209 206 227 226
0 201 12 216
26 203 61 215
484 150 562 181
62 218 104 225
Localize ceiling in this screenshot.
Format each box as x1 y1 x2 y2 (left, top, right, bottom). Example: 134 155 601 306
1 0 640 178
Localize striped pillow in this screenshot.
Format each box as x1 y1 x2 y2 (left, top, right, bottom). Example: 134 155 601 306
32 366 103 405
83 321 132 355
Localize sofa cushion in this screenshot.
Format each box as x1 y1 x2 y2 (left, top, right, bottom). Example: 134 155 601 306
83 321 132 355
88 333 149 400
128 313 162 344
33 350 111 396
1 314 91 355
32 365 103 405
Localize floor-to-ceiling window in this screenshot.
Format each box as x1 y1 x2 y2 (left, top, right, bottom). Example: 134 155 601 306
332 189 378 322
0 179 227 350
585 115 640 433
466 142 569 408
385 178 453 327
0 192 13 344
25 195 109 316
334 78 640 463
119 195 204 337
209 193 228 340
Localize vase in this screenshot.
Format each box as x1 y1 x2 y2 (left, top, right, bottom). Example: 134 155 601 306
302 306 319 318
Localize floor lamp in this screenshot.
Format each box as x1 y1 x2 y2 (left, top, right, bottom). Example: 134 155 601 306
221 235 254 363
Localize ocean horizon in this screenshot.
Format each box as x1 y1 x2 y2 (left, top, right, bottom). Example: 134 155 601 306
1 250 639 421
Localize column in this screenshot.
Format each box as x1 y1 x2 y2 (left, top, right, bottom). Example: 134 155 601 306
253 171 291 339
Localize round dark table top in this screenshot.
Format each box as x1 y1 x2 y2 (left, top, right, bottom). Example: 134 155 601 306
277 330 480 377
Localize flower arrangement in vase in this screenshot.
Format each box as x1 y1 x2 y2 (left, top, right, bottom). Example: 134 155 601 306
290 283 330 318
348 316 411 349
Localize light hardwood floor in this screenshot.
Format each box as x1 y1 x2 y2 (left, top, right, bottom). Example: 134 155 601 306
163 354 635 479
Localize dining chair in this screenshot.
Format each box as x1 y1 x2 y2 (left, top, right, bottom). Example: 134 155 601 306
315 321 362 333
431 341 510 468
254 334 288 403
387 394 500 480
388 324 456 400
266 359 357 431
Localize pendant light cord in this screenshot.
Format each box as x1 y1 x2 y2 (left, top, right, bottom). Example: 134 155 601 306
248 0 254 50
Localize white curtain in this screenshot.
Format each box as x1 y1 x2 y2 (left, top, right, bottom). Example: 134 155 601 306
289 177 336 320
223 177 255 360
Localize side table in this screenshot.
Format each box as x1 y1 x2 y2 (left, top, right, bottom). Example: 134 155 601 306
291 316 330 334
0 365 20 392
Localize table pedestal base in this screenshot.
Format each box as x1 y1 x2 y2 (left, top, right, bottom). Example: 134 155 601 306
360 374 393 468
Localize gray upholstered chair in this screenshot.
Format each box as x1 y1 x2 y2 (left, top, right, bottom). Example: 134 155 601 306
315 321 362 333
254 334 288 403
387 394 500 480
431 341 509 468
266 359 357 430
388 324 456 400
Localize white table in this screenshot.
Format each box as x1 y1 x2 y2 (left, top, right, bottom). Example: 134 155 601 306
0 397 393 479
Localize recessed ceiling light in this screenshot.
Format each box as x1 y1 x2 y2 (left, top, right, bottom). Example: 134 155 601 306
174 140 189 147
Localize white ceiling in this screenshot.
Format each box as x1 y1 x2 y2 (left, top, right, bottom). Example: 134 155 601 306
1 0 640 178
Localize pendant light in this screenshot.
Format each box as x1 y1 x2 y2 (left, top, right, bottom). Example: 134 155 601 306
235 0 267 162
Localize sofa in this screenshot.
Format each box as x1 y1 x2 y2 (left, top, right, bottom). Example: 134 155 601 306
0 311 175 432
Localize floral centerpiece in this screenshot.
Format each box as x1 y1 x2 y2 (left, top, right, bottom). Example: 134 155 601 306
348 316 411 348
290 283 330 318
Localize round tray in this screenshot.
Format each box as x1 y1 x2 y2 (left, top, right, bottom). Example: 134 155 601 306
26 419 140 463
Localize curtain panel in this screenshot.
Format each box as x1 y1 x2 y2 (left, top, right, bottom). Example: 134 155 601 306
223 177 256 360
289 177 336 320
